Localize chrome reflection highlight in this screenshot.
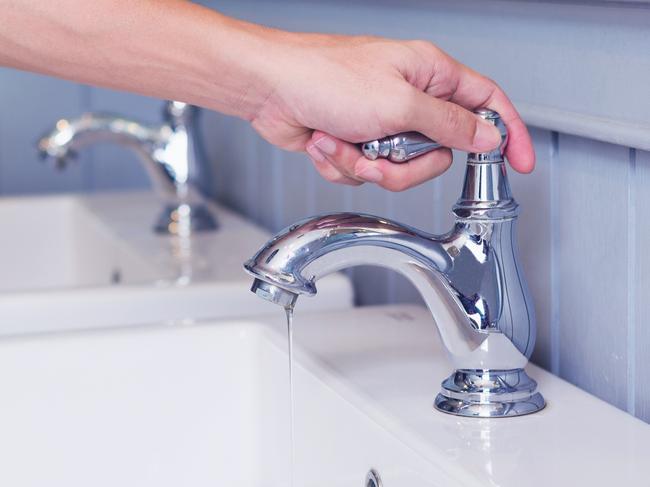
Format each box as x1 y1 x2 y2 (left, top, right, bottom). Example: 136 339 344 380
245 109 544 417
38 100 217 235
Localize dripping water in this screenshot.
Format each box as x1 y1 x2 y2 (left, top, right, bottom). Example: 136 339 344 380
285 305 295 487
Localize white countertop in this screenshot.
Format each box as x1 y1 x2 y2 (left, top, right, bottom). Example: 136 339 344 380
265 303 650 486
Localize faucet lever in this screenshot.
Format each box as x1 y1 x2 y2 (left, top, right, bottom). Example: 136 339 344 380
361 132 441 163
361 108 507 163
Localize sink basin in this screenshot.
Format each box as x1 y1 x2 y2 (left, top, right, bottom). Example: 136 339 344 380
1 305 648 486
0 191 353 336
0 317 442 487
0 194 158 292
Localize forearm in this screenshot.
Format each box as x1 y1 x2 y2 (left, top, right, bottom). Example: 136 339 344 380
0 0 275 119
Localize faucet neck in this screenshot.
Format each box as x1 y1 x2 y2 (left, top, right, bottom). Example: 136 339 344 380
453 109 518 221
453 161 518 220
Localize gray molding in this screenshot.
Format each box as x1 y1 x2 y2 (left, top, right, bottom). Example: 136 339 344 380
518 102 650 152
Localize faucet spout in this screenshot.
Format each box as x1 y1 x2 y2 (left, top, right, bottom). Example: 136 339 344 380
245 212 529 370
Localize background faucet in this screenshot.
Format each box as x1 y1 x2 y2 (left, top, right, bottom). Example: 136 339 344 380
37 100 217 236
244 109 544 418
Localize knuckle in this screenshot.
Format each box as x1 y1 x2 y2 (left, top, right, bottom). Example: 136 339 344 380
483 76 498 89
440 149 453 168
342 179 364 187
313 163 342 184
384 87 418 132
442 104 464 132
382 177 411 193
434 150 454 175
406 39 441 58
443 104 476 143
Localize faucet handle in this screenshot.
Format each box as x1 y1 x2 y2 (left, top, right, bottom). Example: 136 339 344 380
361 109 507 163
361 132 442 163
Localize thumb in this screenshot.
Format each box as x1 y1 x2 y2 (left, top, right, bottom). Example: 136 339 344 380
407 89 501 154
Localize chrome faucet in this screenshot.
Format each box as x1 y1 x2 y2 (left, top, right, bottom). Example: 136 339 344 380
244 109 544 418
38 100 217 235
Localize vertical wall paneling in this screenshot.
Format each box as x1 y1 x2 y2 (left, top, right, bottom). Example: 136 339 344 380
244 128 269 225
0 70 86 195
200 110 238 201
86 88 160 192
549 132 561 376
276 151 318 229
509 128 554 371
347 184 391 306
634 149 650 421
311 164 352 215
556 135 629 409
202 112 257 217
386 180 437 304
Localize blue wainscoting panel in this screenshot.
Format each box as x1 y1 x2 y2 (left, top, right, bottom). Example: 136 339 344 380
199 110 239 202
557 135 630 410
386 179 437 305
201 111 257 217
348 183 391 306
0 70 87 195
276 151 318 229
509 128 554 371
256 138 284 230
85 88 162 192
635 149 650 422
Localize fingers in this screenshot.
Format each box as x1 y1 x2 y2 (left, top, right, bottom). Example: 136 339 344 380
308 131 452 191
305 138 363 186
392 91 499 161
399 43 535 173
431 61 535 173
367 148 453 191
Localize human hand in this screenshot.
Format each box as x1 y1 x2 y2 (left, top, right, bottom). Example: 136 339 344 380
251 33 534 191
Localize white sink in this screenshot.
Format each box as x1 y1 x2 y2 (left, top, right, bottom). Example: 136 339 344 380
0 317 439 487
0 195 158 292
0 191 353 336
1 305 648 486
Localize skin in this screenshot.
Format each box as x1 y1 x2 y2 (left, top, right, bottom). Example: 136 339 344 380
0 0 535 192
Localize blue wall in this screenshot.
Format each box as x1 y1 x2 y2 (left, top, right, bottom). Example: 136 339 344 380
1 0 649 422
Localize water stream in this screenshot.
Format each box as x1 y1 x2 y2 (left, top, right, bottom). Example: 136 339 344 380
284 305 295 487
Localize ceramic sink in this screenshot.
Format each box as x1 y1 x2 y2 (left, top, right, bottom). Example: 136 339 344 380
0 191 353 336
0 194 159 292
0 315 438 487
1 305 648 486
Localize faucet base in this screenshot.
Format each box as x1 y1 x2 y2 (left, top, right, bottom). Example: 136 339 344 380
154 203 218 235
434 369 545 418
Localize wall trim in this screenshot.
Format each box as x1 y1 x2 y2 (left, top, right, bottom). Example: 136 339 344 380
518 102 650 152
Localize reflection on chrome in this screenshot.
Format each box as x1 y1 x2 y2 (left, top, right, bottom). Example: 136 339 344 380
245 109 545 418
38 100 217 235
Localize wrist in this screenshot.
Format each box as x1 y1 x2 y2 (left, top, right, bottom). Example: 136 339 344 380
205 15 297 121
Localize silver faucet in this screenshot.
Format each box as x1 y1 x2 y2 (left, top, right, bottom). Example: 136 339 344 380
38 100 217 235
244 109 544 418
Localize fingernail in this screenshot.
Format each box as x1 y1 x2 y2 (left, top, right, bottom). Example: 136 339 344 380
306 143 326 163
356 165 383 183
473 121 501 151
313 135 337 156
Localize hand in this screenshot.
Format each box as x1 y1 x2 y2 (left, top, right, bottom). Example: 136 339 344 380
251 34 535 191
